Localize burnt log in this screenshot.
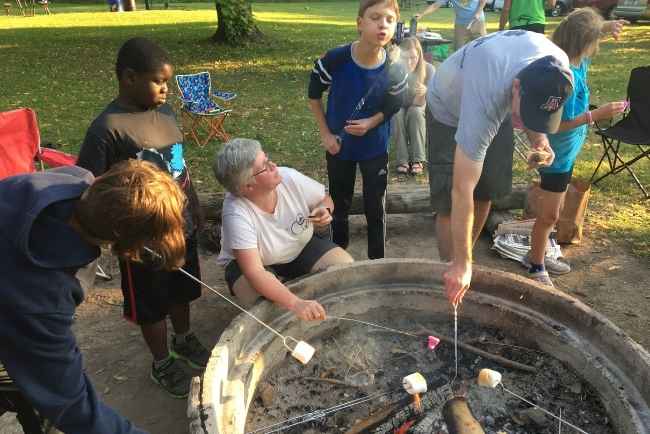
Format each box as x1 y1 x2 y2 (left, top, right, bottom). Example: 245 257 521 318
442 397 485 434
198 184 527 222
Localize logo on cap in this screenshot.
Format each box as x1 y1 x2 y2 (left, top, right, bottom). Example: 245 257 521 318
540 96 563 112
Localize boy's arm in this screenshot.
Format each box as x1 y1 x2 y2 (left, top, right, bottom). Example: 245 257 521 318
309 50 346 154
499 0 512 30
379 60 409 121
76 130 112 177
0 313 147 434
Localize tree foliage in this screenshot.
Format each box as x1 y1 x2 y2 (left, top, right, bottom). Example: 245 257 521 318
213 0 261 44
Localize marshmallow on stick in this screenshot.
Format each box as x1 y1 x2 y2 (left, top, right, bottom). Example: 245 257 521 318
477 368 502 388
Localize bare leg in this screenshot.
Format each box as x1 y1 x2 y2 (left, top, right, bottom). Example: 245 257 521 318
436 213 453 262
530 190 565 266
140 320 169 361
169 303 190 335
471 200 492 246
311 247 354 272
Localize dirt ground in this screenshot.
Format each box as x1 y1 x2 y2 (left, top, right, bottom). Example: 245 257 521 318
2 210 649 434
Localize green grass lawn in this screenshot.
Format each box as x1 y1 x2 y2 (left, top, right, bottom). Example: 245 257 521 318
1 1 648 256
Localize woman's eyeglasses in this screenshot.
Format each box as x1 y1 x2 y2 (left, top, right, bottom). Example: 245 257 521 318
252 154 273 177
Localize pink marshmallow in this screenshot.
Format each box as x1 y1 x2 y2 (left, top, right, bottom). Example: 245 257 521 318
427 335 440 350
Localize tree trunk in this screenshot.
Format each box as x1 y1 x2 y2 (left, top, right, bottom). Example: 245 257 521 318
197 184 529 223
212 0 261 44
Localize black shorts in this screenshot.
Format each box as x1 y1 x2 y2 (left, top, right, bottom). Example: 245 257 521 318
426 110 514 215
120 236 201 325
511 23 545 34
224 235 338 294
539 168 573 193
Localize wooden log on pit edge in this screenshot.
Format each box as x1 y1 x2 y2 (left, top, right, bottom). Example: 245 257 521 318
198 184 527 222
443 397 486 434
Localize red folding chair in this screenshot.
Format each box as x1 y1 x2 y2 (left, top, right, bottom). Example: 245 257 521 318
0 108 112 280
0 108 77 179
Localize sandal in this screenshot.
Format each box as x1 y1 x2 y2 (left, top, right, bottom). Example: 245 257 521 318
396 163 409 175
410 162 424 175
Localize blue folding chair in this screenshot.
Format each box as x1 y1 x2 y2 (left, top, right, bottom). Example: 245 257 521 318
175 72 236 147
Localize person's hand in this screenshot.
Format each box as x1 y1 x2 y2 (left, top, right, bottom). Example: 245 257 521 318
591 101 627 122
344 118 374 136
321 131 341 155
308 206 332 228
603 19 629 40
290 298 326 321
527 135 555 169
443 261 472 307
414 82 427 98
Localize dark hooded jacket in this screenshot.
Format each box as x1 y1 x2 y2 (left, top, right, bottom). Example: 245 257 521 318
0 165 146 434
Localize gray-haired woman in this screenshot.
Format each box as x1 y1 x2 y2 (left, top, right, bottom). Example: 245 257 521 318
213 138 354 321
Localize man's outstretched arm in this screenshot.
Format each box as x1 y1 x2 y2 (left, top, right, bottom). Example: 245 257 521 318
444 145 483 307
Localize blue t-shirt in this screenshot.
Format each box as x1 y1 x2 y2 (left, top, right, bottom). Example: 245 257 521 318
447 0 485 26
542 59 590 174
308 44 408 161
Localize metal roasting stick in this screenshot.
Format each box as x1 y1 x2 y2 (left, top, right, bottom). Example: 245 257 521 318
143 247 288 342
500 385 590 434
452 305 459 387
247 391 392 434
328 316 419 338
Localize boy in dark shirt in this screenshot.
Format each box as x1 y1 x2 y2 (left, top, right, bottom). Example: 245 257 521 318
77 37 209 399
0 160 187 434
308 0 408 259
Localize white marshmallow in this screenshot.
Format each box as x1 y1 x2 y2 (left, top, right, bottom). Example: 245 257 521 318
477 368 502 388
290 340 315 365
402 372 428 395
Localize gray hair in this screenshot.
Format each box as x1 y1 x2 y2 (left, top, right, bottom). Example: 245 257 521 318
212 138 262 195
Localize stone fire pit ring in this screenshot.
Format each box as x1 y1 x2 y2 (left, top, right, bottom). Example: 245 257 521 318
188 259 650 434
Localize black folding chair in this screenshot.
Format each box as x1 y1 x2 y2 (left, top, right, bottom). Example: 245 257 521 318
590 66 650 199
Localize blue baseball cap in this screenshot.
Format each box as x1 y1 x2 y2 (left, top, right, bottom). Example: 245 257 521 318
517 55 574 134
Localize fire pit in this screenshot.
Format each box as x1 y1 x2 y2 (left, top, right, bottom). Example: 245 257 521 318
188 259 650 434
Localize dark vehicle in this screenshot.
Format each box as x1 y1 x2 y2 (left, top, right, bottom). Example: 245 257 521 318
549 0 621 18
614 0 650 22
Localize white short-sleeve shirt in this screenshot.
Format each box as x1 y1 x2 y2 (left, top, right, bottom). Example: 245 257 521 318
217 167 326 266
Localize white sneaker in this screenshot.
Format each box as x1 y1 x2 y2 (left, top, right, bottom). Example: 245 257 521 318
522 253 571 276
528 269 554 287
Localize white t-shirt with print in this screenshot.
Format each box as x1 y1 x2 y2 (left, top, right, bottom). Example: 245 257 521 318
217 167 326 266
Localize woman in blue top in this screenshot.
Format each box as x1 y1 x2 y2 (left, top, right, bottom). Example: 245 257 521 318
526 8 628 287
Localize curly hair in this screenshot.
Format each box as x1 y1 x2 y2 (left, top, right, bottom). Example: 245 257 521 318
73 160 186 270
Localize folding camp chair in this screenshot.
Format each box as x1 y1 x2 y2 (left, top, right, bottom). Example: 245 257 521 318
0 108 112 280
175 72 236 147
590 66 650 199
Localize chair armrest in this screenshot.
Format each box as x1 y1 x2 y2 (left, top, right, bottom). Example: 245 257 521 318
213 91 237 102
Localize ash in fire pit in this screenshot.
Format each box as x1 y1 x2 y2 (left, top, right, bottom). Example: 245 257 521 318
246 309 613 434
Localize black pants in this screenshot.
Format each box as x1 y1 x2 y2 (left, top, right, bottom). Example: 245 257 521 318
512 23 545 34
326 152 388 259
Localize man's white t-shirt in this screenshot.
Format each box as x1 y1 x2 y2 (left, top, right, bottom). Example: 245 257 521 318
426 30 571 162
217 167 326 266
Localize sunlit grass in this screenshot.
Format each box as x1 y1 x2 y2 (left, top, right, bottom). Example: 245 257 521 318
1 1 648 257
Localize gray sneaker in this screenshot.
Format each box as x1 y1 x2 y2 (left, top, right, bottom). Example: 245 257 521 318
528 269 555 287
171 333 210 369
522 253 571 276
150 357 191 399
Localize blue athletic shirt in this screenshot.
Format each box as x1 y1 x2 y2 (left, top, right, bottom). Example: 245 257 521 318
309 44 408 161
542 59 590 174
